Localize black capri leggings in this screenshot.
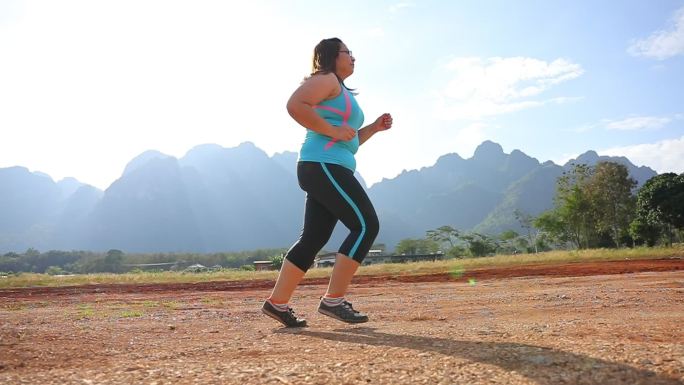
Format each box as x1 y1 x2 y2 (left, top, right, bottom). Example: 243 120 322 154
285 161 380 272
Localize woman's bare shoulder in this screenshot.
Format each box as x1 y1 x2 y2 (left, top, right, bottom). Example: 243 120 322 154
300 72 340 100
304 72 338 86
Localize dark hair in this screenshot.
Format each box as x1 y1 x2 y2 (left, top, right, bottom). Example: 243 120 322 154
310 37 355 91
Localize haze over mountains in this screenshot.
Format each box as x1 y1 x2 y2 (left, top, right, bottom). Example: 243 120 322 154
0 141 657 253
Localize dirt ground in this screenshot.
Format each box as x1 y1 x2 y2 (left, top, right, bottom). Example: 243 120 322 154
1 258 683 385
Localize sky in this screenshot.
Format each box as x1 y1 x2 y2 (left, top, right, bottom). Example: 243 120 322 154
1 0 683 190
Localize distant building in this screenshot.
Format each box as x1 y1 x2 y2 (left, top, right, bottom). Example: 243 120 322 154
122 261 179 271
363 252 444 265
313 253 337 268
253 261 275 271
184 263 208 273
313 251 444 268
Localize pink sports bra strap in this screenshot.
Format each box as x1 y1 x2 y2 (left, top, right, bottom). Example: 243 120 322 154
341 87 351 124
312 105 345 115
322 87 352 150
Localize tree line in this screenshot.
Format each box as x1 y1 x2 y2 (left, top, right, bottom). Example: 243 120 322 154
0 248 287 275
395 162 683 257
535 162 682 249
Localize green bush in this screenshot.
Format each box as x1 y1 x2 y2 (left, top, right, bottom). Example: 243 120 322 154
269 254 284 270
45 266 65 275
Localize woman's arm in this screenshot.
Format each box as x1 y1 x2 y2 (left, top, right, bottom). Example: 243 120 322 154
286 73 356 141
359 113 393 146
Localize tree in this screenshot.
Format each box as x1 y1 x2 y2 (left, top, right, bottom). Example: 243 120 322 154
635 173 684 246
395 238 440 255
555 163 597 248
426 226 460 249
537 162 636 249
514 210 538 252
426 225 463 258
497 230 520 254
460 233 498 257
499 230 519 241
534 207 569 248
629 217 660 247
103 249 124 273
587 162 637 248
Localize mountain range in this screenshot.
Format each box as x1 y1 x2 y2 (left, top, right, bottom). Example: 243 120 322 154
0 141 657 253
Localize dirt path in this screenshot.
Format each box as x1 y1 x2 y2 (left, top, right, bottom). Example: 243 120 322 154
1 259 683 384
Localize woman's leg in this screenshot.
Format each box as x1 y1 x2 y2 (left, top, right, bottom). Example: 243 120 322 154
262 163 339 327
268 194 337 304
324 253 360 298
267 259 306 304
262 194 336 327
317 163 379 284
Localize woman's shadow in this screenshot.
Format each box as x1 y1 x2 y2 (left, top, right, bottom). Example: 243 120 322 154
281 327 682 385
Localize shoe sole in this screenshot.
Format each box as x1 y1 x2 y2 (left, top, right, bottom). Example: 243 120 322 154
261 307 307 328
318 307 369 324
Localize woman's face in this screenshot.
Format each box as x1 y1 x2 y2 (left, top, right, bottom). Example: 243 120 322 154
335 43 355 79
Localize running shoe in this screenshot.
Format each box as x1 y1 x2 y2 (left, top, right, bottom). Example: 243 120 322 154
318 299 369 323
261 301 307 327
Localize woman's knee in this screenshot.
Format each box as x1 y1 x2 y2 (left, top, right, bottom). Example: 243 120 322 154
285 253 314 272
285 236 327 272
365 211 379 240
347 208 379 237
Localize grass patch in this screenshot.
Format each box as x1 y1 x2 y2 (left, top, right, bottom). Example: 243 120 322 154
355 245 684 277
0 270 280 289
3 303 26 311
141 300 159 308
120 310 144 318
200 297 223 306
76 304 95 319
161 300 182 310
0 301 52 311
0 246 681 289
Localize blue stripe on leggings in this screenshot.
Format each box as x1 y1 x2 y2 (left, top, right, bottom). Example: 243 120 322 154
320 163 366 258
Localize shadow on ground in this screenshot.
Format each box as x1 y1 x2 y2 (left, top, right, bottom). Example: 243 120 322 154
281 327 682 385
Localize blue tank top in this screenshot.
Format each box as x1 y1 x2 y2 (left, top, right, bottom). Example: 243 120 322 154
298 85 365 171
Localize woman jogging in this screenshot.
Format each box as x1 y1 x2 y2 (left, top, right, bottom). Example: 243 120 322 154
262 37 393 327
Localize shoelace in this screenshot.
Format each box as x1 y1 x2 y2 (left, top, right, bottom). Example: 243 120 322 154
342 301 360 314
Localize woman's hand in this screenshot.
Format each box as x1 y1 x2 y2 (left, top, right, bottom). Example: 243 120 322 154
358 113 392 146
373 113 393 132
329 124 357 141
